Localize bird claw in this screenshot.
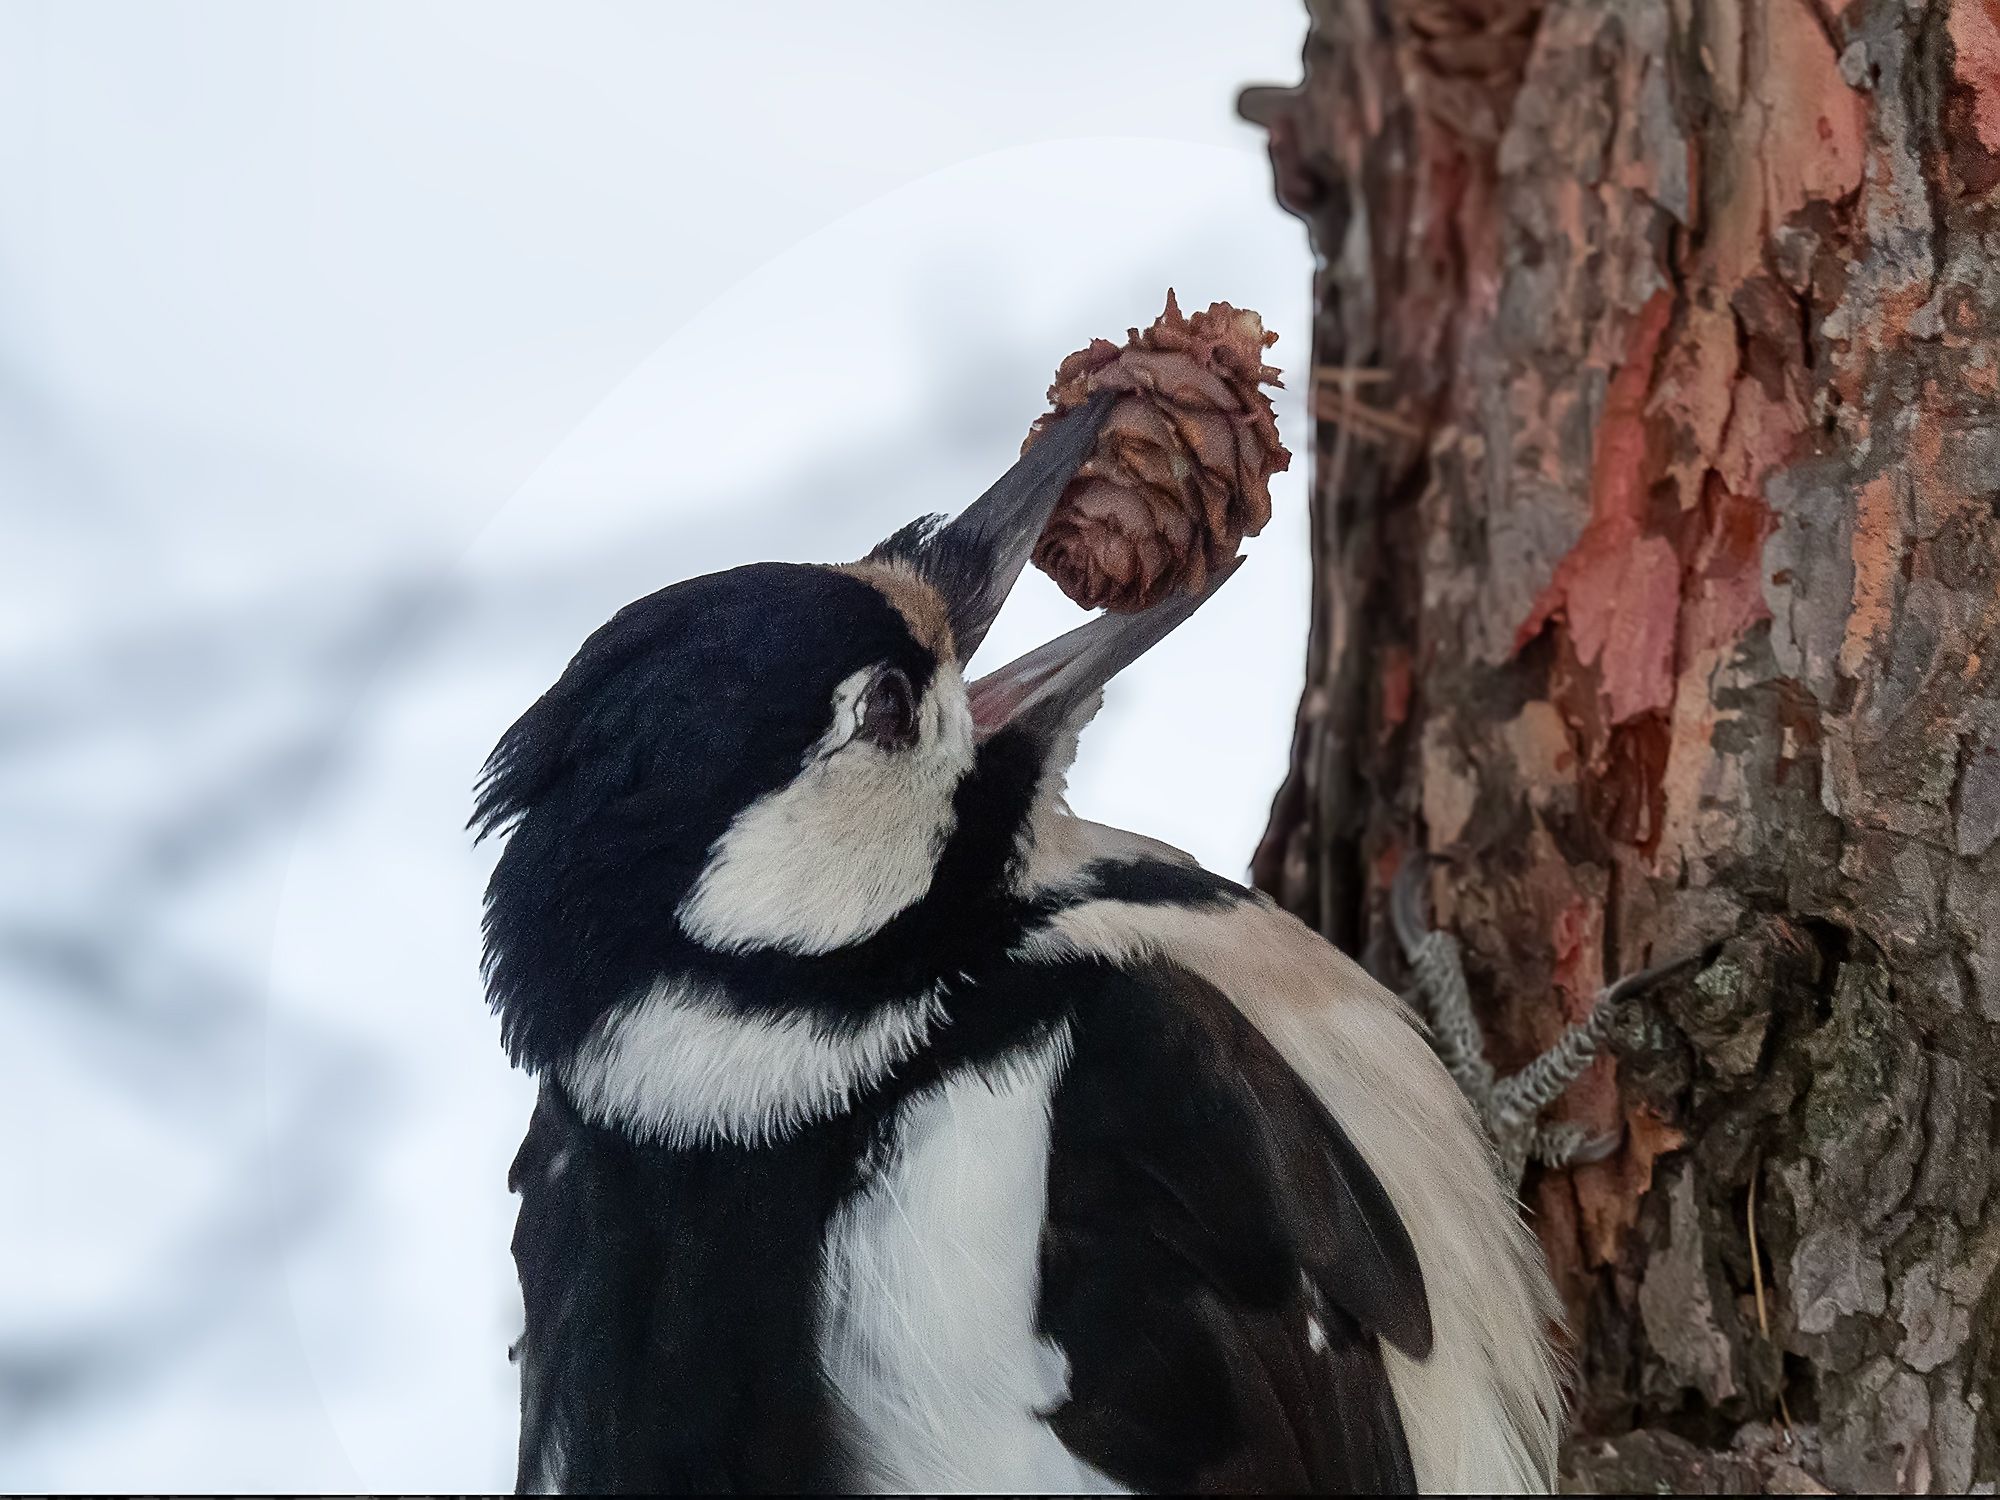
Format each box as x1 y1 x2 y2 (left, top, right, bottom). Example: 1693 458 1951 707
1532 1121 1623 1169
1390 852 1696 1189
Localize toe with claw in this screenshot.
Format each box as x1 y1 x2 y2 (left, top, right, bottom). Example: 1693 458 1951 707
1391 854 1701 1191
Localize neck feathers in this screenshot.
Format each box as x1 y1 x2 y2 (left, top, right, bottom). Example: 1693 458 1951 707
481 725 1052 1084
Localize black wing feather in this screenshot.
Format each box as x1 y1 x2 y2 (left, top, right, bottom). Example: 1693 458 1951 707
507 1085 847 1494
1037 958 1431 1494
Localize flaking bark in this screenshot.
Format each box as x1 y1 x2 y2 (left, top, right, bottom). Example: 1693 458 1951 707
1243 0 2000 1489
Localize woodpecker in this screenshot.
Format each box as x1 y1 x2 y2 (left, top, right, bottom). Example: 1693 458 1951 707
476 393 1564 1494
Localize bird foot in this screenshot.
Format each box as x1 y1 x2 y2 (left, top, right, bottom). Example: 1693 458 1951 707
1531 1120 1624 1169
1390 854 1700 1190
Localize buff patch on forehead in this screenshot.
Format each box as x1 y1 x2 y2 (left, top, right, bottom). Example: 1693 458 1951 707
837 559 956 662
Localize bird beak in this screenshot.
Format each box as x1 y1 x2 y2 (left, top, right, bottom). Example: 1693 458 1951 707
964 557 1243 742
868 387 1239 743
870 390 1118 664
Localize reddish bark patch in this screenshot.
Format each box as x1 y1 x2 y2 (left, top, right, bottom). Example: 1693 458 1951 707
1593 715 1674 854
1550 893 1601 1020
1841 473 1903 678
1950 0 2000 156
1516 291 1680 724
1761 0 1869 222
1685 477 1780 658
1379 644 1414 741
1370 838 1405 902
1533 1173 1594 1319
1573 1105 1687 1269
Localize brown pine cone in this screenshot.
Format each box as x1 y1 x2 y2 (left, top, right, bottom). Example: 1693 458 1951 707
1024 290 1290 613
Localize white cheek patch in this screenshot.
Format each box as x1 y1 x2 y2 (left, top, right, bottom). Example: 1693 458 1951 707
562 978 945 1149
677 665 976 956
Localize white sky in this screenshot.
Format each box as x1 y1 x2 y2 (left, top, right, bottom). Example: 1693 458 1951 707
2 2 1312 1488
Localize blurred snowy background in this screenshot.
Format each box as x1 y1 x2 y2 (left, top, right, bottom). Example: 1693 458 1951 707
1 2 1312 1489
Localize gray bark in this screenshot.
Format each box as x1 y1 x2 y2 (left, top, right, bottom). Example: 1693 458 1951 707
1242 0 2000 1489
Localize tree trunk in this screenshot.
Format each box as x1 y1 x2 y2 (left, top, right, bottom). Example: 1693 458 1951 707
1241 0 2000 1490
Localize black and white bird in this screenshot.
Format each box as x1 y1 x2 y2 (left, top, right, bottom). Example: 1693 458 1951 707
475 394 1564 1494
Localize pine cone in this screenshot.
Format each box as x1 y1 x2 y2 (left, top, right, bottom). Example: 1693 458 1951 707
1024 290 1290 613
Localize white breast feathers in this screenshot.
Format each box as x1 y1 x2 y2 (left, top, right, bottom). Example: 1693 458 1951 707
816 1025 1127 1495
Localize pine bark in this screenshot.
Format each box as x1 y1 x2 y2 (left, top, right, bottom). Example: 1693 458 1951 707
1242 0 2000 1489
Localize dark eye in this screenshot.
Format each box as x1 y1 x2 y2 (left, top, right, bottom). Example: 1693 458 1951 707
858 666 918 750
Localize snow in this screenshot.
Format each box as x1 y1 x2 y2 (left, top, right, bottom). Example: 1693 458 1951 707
1 3 1310 1488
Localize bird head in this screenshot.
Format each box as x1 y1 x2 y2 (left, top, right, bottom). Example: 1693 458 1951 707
475 392 1236 1075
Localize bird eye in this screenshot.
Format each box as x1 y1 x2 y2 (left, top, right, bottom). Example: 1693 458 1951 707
858 666 918 750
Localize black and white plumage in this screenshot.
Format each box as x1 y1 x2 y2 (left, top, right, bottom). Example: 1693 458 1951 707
477 397 1564 1494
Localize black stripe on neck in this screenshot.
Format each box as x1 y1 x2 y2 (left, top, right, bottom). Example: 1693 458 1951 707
489 723 1054 1073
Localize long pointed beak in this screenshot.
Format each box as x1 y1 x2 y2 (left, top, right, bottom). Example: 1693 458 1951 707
966 557 1243 743
868 391 1117 665
867 389 1237 745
